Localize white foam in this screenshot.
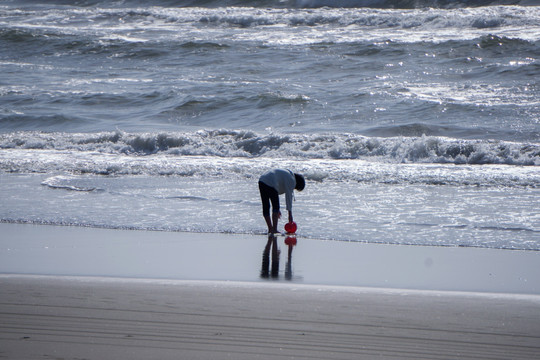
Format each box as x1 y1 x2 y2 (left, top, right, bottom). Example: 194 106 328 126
41 175 102 192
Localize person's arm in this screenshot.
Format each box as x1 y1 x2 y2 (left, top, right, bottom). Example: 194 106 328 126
285 189 293 214
282 170 296 224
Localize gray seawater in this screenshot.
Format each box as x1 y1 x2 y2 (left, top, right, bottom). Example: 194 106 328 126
1 0 539 250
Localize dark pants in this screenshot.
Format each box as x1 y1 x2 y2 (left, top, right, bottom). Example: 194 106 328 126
258 181 279 216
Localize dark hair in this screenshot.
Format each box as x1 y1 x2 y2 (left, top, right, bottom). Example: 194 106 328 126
294 173 305 191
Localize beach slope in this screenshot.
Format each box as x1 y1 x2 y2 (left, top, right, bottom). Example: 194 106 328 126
1 276 540 360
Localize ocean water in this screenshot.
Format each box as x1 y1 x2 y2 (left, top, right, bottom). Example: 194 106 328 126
1 0 539 250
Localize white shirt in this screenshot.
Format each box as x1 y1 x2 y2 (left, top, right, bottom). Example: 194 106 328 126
259 169 296 212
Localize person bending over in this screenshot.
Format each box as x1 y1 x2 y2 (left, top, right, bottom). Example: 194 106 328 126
258 169 305 234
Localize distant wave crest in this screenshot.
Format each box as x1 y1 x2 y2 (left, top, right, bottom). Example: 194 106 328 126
3 5 538 40
8 0 540 9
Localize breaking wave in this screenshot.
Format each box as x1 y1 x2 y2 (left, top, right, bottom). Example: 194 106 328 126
1 130 538 166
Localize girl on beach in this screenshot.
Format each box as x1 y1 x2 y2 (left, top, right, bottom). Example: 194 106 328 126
258 169 305 234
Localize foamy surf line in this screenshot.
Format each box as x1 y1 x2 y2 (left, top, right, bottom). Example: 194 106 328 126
1 131 539 191
1 223 539 294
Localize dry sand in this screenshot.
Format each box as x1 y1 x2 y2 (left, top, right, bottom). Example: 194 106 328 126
1 223 540 359
1 276 539 360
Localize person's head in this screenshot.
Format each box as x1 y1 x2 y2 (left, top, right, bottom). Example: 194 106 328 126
294 173 305 191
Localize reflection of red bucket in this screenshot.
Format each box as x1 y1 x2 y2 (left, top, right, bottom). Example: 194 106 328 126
284 221 297 234
285 236 297 246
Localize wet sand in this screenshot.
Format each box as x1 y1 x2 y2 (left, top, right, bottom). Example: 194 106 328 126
1 223 540 359
1 223 539 293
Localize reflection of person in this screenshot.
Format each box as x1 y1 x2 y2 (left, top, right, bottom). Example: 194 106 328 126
260 234 298 280
261 234 280 279
284 236 297 281
258 169 305 234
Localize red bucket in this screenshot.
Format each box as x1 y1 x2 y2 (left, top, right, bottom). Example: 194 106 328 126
284 221 297 234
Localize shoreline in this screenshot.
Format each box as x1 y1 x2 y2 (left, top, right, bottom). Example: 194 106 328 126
4 219 539 252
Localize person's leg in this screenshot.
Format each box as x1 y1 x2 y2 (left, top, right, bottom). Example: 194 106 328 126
269 190 280 233
259 182 273 232
259 181 280 233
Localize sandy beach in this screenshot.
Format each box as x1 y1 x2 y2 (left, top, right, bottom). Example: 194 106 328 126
1 223 540 359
